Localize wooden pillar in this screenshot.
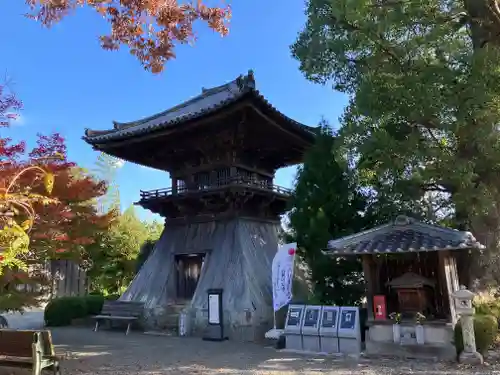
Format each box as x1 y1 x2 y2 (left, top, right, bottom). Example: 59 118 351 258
171 176 178 194
362 254 375 320
230 166 237 180
438 250 460 324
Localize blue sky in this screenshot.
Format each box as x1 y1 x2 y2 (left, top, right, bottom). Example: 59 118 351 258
1 1 348 221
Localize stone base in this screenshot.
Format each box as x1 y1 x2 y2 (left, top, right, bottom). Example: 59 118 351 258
459 351 484 365
142 305 273 343
365 340 456 361
365 321 456 361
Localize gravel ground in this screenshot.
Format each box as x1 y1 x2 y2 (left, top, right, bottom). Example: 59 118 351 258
2 327 500 375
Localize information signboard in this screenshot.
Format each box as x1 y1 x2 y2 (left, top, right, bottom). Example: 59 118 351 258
339 309 356 330
321 309 338 329
284 304 305 351
337 306 361 355
303 308 320 327
286 306 303 327
318 306 340 354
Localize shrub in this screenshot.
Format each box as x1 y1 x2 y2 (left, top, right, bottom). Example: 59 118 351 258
44 295 107 326
454 314 498 355
85 295 105 316
44 297 88 326
474 296 500 326
105 294 120 301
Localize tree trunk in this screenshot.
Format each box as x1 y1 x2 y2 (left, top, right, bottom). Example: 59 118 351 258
464 0 500 48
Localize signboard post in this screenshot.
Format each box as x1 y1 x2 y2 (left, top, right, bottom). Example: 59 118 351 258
284 304 305 351
300 305 322 352
319 306 340 353
337 306 362 355
203 288 226 341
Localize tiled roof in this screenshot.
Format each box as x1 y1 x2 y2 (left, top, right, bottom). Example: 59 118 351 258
83 70 316 144
323 216 484 256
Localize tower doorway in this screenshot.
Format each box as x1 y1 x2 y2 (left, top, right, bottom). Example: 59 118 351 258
175 254 205 300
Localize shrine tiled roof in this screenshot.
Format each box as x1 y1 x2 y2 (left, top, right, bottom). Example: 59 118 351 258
323 216 485 256
83 70 317 144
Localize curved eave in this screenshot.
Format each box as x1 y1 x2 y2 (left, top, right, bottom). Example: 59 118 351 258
83 89 317 146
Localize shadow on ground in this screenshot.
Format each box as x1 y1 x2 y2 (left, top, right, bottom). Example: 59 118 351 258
36 327 491 375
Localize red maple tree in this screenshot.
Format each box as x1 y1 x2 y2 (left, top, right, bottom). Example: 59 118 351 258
28 133 115 267
0 87 114 310
26 0 231 73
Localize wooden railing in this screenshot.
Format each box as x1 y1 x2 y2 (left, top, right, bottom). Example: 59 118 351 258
139 176 292 200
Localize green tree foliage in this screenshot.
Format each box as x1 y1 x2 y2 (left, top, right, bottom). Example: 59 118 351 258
287 124 367 305
292 0 500 285
134 220 164 272
135 240 156 273
86 206 163 295
87 207 147 294
146 220 163 241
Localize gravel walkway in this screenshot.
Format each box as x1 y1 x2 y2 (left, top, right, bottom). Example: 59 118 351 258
2 327 499 374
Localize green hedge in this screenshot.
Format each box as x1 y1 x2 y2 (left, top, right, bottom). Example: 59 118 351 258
474 299 500 327
44 294 120 327
454 314 498 355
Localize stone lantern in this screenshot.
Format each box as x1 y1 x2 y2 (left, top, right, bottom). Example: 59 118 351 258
451 286 483 364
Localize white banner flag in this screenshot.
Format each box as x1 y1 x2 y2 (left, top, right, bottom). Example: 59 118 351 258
272 242 297 312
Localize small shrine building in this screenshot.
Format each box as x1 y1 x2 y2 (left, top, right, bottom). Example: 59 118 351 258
324 215 484 359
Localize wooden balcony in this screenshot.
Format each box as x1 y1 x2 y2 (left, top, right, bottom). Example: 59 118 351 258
139 177 292 201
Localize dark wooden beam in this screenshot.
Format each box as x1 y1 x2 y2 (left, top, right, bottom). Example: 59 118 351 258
248 103 315 146
362 255 375 320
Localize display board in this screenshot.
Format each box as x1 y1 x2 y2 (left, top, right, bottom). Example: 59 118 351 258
285 304 304 328
303 307 320 328
320 307 339 330
284 304 305 351
301 305 322 352
337 306 361 355
208 294 220 324
318 306 341 354
202 288 226 341
339 308 357 330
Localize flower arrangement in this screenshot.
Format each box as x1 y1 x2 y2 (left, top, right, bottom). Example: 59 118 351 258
414 312 426 325
389 312 402 324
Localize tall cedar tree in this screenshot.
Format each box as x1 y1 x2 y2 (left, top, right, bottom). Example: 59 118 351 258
292 0 500 286
288 124 366 306
25 0 231 73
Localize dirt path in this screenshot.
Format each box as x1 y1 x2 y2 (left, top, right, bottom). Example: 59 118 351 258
46 328 496 375
0 327 497 374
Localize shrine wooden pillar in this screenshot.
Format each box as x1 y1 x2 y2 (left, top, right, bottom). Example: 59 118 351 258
362 254 376 320
438 250 460 324
171 176 178 194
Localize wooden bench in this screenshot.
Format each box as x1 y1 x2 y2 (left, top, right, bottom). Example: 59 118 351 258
0 329 61 375
93 301 144 335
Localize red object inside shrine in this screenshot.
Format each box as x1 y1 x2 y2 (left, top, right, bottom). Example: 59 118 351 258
373 295 387 320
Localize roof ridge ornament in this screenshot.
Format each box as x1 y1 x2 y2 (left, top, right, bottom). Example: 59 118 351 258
235 70 256 91
246 69 255 88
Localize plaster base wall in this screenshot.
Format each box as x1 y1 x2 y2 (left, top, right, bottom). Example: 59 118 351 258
120 218 279 342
